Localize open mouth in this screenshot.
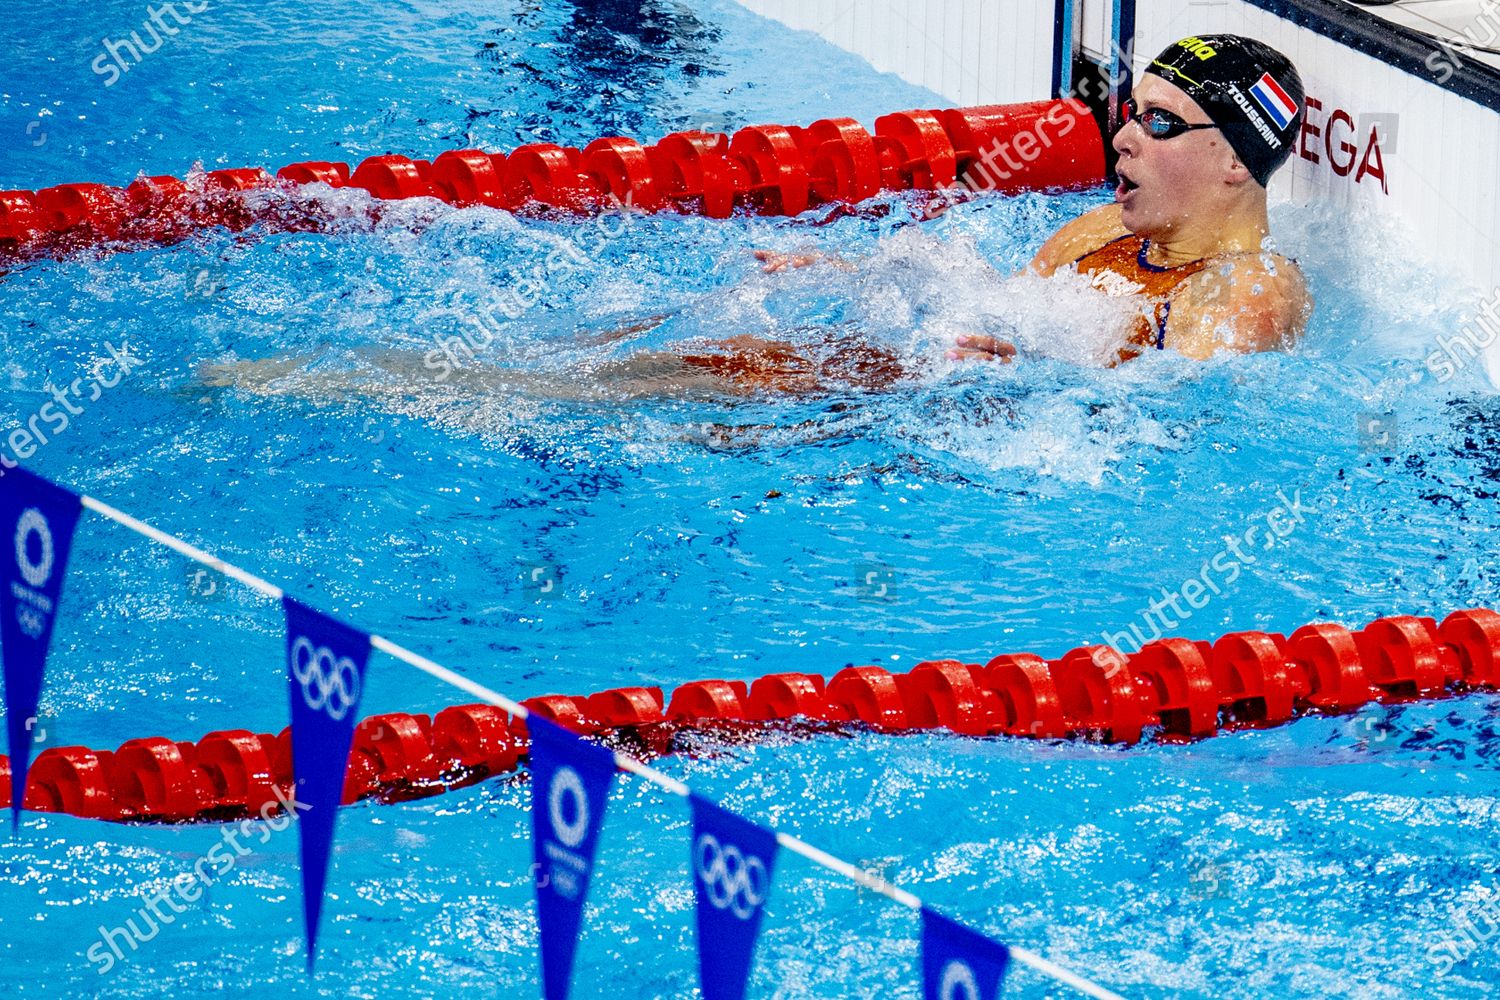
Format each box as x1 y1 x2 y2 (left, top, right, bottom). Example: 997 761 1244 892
1115 170 1140 200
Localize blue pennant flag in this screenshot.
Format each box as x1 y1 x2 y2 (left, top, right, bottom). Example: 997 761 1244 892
690 794 779 1000
921 908 1011 1000
0 467 83 829
528 715 617 1000
283 597 370 970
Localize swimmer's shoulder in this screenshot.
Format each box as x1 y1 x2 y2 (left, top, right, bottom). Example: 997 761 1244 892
1165 250 1312 358
1028 204 1130 277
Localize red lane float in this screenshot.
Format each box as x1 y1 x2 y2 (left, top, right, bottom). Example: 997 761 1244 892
827 665 908 729
194 729 278 815
432 704 521 775
15 607 1494 826
647 131 746 219
1439 609 1500 686
747 672 830 721
667 679 749 721
1050 646 1146 744
581 138 661 212
24 748 119 820
429 150 506 208
941 99 1104 194
0 100 1105 261
503 144 600 213
1129 639 1218 739
900 659 994 736
0 190 41 245
35 183 128 241
729 124 811 216
275 161 351 187
1210 630 1299 726
983 654 1067 738
1355 615 1453 700
350 155 431 201
799 117 882 205
1285 622 1368 710
874 110 957 190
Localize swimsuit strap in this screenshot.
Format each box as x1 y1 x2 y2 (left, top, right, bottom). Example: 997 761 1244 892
1140 239 1212 347
1072 233 1215 353
1070 232 1136 267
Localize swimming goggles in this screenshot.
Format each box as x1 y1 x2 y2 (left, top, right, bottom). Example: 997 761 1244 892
1121 99 1221 140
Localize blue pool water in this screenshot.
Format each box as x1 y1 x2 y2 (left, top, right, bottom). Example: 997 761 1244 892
3 1 1500 997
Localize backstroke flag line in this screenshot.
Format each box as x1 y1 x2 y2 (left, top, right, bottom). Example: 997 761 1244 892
920 907 1011 1000
283 596 370 970
0 467 1091 998
690 794 779 1000
529 715 617 1000
0 467 83 830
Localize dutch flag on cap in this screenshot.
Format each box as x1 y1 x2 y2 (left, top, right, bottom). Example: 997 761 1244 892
1249 72 1297 130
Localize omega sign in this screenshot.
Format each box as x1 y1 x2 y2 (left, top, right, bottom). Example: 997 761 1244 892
1297 96 1389 195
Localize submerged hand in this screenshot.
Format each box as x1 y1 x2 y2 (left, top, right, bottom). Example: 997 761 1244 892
947 334 1017 363
753 249 823 273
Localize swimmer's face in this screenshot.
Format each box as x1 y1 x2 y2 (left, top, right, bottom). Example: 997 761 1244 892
1112 75 1241 238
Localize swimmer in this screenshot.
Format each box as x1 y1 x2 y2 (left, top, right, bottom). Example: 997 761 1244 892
206 35 1311 407
760 33 1312 367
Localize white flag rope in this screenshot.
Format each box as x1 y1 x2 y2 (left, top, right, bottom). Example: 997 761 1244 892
78 491 1126 1000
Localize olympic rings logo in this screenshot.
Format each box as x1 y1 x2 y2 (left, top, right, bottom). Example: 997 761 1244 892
939 958 980 1000
15 604 45 639
290 635 361 720
14 507 54 590
547 766 589 850
694 833 768 921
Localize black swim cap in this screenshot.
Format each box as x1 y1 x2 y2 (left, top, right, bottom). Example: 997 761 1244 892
1143 34 1304 187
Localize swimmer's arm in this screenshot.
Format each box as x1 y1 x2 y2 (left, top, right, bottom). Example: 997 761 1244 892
947 334 1016 363
1027 204 1129 276
753 249 856 273
1164 256 1312 359
950 204 1124 361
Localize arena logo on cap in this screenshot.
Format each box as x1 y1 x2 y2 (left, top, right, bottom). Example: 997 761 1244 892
1175 36 1218 60
1249 73 1298 130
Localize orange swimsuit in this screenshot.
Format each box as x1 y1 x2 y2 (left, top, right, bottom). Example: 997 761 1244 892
1071 234 1210 362
681 234 1211 390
